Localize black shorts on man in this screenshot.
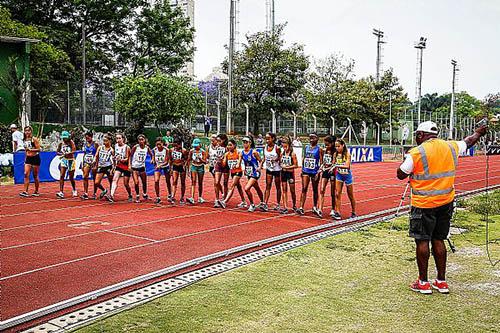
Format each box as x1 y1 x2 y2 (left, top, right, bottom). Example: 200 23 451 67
409 201 454 240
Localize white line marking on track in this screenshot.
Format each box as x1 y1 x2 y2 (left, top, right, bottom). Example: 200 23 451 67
105 230 158 243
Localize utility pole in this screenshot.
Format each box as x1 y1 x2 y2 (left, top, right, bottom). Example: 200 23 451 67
389 92 392 146
82 21 87 124
227 0 235 134
67 80 71 124
449 59 458 140
414 37 427 125
266 0 275 32
372 29 385 83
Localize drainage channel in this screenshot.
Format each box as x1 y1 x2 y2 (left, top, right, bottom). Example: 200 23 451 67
14 185 500 333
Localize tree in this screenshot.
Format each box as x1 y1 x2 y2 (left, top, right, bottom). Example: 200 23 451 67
114 73 203 139
434 92 483 118
229 25 309 133
1 0 195 82
127 1 194 77
0 6 73 122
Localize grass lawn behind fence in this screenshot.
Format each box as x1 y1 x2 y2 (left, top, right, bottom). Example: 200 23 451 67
78 193 499 333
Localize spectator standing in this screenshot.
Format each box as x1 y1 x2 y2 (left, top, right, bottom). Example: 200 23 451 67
204 115 212 137
10 124 24 152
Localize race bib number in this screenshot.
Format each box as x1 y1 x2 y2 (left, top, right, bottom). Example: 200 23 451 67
84 154 94 164
62 145 71 154
281 155 291 167
245 166 253 176
193 152 202 162
209 156 216 167
228 160 238 170
172 151 182 161
216 147 225 158
304 158 316 170
323 154 332 165
24 141 33 149
338 167 349 175
136 152 146 162
99 151 111 162
266 159 275 170
156 153 165 164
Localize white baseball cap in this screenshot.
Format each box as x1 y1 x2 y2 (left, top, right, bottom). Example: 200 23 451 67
9 124 17 129
415 121 439 134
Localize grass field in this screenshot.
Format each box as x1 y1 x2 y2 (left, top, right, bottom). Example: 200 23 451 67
77 193 499 333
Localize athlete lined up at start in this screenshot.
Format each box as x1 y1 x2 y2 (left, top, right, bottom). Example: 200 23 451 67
18 131 357 219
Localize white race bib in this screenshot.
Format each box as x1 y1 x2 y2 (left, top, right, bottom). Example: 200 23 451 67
228 160 238 170
304 158 316 170
84 154 94 164
245 166 253 176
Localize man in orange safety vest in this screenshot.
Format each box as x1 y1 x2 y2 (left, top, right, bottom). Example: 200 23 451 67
397 120 487 294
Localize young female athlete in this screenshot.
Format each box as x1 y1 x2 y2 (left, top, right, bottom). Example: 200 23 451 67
19 126 41 197
280 136 299 214
130 134 154 203
80 132 99 200
109 133 132 202
318 135 337 218
213 134 229 207
333 139 357 220
187 138 208 204
153 137 171 204
56 131 77 198
219 139 246 209
260 132 282 212
208 134 218 177
93 135 114 199
241 136 264 212
298 132 323 216
170 138 188 204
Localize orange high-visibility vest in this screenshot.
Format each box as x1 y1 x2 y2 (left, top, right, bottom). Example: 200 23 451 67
408 139 459 208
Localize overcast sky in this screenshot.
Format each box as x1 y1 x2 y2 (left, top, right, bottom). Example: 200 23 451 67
193 0 499 100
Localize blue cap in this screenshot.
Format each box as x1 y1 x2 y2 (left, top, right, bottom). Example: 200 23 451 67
192 138 201 147
61 131 70 139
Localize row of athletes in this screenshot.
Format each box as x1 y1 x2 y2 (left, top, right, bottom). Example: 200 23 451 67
19 127 356 219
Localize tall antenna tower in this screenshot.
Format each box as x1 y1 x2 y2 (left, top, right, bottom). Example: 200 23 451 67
372 29 385 83
266 0 275 32
414 36 427 124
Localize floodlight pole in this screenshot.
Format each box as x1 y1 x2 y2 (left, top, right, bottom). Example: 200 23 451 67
372 29 385 83
312 114 317 132
291 111 297 139
244 103 249 135
347 117 352 144
414 37 427 125
449 60 458 140
330 116 335 136
389 92 392 146
376 122 380 145
82 21 87 125
227 0 235 133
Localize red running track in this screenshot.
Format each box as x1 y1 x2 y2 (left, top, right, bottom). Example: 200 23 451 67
1 156 499 327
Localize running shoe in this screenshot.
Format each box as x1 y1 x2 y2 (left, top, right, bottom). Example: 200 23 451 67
248 204 256 212
56 191 64 199
273 204 281 211
154 197 162 205
168 196 175 203
280 208 289 214
32 192 40 197
432 279 450 294
198 197 206 204
179 198 185 205
237 201 248 208
330 210 336 218
19 191 29 197
91 194 97 200
186 197 195 204
72 190 78 197
350 212 358 219
259 203 269 212
312 207 322 218
134 195 140 203
100 189 108 200
143 194 149 200
296 207 305 216
410 280 432 294
80 193 89 200
332 211 342 220
106 195 114 203
293 206 300 214
219 200 227 209
214 200 221 208
128 196 133 203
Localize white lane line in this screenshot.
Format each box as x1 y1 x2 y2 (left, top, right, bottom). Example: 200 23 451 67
105 230 159 243
0 214 287 281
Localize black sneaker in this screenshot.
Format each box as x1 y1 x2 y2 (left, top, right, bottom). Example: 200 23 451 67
80 193 89 200
19 191 29 198
297 208 305 216
99 189 108 200
332 211 342 220
350 212 358 219
280 208 288 214
106 195 114 203
154 197 162 205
